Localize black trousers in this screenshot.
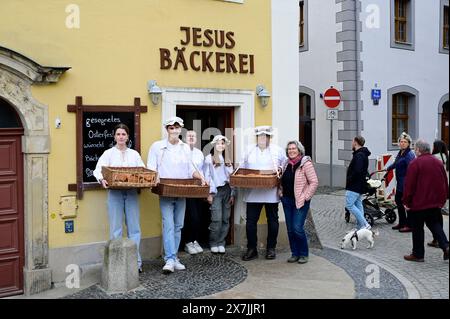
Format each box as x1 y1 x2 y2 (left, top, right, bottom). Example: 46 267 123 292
184 198 202 243
245 202 279 250
410 208 449 259
395 191 410 227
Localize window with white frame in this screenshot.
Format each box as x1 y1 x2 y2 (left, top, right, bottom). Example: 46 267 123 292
440 0 449 54
390 0 415 51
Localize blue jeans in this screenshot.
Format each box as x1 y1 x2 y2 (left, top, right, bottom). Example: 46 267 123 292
159 196 186 261
345 190 369 230
107 189 142 267
281 197 310 257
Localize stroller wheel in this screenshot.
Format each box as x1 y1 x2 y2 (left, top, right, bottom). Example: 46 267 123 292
345 209 350 223
364 212 374 226
384 208 397 224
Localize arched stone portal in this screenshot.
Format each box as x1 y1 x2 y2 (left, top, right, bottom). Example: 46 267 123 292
0 46 69 295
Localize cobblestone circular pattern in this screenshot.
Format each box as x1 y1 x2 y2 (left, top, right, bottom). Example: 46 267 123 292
312 247 408 299
64 254 247 299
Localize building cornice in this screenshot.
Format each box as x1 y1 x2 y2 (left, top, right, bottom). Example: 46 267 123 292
0 46 70 84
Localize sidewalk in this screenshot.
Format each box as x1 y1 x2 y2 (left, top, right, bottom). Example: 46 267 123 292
7 188 448 300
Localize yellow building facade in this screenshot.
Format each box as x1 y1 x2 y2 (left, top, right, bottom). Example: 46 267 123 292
0 0 299 296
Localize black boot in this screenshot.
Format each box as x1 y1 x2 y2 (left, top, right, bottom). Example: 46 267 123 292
242 248 258 261
265 248 276 260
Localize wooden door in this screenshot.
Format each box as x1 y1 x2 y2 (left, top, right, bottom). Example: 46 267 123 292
442 102 449 147
299 94 312 157
0 129 24 297
177 106 235 245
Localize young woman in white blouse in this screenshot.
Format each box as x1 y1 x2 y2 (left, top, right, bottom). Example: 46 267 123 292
93 123 145 273
204 135 235 254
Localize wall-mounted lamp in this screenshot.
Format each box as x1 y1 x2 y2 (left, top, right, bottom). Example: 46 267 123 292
256 85 270 107
147 80 162 105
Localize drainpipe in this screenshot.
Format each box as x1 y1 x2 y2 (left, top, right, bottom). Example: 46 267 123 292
355 1 361 135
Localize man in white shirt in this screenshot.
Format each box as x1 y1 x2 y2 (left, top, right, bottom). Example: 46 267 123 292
240 126 287 261
183 130 206 255
147 117 206 274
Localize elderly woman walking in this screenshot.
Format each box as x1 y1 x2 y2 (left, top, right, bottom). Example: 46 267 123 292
279 141 318 264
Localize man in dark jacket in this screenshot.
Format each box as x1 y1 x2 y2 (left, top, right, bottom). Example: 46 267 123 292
345 135 372 230
402 139 449 262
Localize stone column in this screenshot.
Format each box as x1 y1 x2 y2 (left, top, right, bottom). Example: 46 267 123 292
101 238 139 293
23 142 51 295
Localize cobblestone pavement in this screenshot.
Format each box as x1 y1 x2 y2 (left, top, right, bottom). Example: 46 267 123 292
311 188 449 299
64 253 247 299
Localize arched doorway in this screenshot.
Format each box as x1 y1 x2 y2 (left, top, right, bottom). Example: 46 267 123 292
0 97 24 297
441 101 449 147
299 93 312 157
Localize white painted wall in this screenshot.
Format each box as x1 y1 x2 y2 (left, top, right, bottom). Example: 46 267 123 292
271 0 300 221
271 0 299 147
299 0 344 165
360 0 449 159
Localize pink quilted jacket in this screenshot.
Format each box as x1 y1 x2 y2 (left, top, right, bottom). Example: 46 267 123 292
282 156 319 209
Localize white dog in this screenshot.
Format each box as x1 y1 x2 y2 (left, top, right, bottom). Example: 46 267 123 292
341 228 379 250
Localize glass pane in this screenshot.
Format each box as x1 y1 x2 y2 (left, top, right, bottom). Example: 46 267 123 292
0 99 21 128
299 2 304 45
397 119 407 134
299 94 311 117
395 94 408 114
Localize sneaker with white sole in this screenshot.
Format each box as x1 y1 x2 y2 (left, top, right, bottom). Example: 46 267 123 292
174 259 186 271
218 246 225 254
184 242 197 255
162 259 175 274
211 246 219 254
193 241 203 253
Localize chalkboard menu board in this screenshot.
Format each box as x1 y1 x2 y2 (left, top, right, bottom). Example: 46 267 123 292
67 97 148 199
82 112 135 183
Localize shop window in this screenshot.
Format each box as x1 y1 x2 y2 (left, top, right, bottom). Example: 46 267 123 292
391 0 415 51
387 86 418 150
440 1 449 54
299 0 309 52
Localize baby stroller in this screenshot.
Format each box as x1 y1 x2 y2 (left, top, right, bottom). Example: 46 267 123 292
345 171 397 227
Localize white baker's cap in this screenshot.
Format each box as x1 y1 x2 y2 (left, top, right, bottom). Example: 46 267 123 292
163 116 184 127
254 125 273 136
211 135 231 145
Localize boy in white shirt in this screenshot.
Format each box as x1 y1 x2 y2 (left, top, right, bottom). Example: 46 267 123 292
183 130 206 255
147 117 206 274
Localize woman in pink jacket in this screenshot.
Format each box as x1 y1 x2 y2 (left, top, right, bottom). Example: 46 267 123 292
279 141 319 264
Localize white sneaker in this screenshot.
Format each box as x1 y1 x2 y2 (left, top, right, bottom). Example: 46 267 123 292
211 246 219 254
193 241 203 253
162 259 175 274
218 246 225 254
174 259 186 271
185 242 197 255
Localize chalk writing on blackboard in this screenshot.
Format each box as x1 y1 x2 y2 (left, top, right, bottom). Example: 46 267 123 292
82 112 135 183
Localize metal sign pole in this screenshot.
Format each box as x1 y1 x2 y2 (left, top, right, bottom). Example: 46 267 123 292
330 119 333 188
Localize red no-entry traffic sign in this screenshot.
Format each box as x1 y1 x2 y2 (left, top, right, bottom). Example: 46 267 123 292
324 87 341 108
